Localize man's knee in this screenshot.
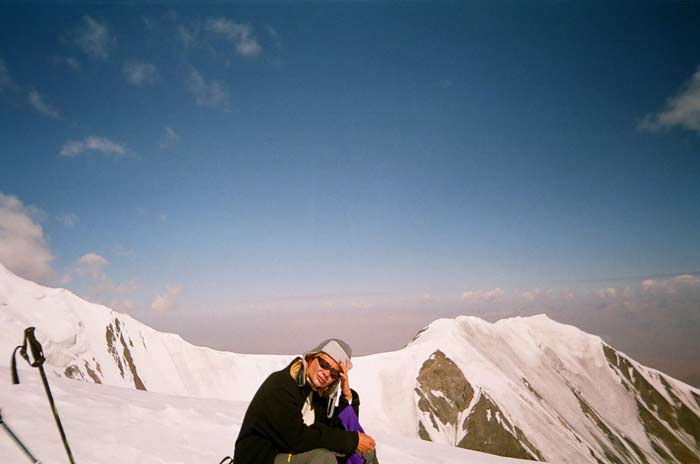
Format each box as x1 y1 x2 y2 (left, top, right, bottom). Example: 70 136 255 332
309 449 338 464
290 448 337 464
308 449 337 464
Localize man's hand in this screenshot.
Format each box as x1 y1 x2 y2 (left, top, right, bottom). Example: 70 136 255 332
357 433 376 453
339 360 352 401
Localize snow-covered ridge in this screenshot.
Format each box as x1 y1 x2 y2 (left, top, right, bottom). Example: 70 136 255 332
403 314 700 463
1 262 700 463
0 262 289 401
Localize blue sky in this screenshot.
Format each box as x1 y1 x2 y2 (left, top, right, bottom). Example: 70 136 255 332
1 2 699 379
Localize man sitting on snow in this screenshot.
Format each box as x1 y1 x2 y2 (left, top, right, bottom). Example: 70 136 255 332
233 338 376 464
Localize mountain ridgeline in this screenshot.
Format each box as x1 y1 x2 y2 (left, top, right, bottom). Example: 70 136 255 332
407 314 700 463
1 262 699 463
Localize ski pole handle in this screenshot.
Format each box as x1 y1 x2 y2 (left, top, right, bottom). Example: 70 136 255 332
24 327 45 368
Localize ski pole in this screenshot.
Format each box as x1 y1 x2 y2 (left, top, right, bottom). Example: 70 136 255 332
0 409 41 463
12 327 76 464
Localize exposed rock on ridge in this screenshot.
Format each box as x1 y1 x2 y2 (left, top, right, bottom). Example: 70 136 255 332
604 344 700 463
415 350 542 460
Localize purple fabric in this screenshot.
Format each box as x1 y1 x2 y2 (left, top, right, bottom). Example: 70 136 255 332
338 406 364 464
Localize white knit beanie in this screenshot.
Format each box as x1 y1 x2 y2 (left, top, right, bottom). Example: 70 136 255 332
304 338 353 369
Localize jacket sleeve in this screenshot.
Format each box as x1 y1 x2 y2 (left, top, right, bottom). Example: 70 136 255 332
316 389 360 428
342 389 360 420
260 378 359 455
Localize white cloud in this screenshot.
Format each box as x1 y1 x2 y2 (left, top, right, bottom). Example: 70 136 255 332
265 25 278 37
594 286 633 310
641 274 700 296
462 288 504 303
53 56 81 71
28 90 61 119
186 67 229 109
122 60 157 85
597 287 621 299
59 136 129 158
143 11 178 33
672 274 700 286
0 193 54 283
520 288 555 302
570 275 700 315
77 252 110 279
151 284 182 313
351 301 373 310
112 243 134 257
265 25 279 43
142 16 157 32
640 66 700 133
73 16 112 59
0 58 16 90
56 212 78 227
159 126 180 149
177 25 199 49
205 18 262 57
72 252 138 313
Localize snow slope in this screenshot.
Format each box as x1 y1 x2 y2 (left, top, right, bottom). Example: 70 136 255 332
1 262 700 463
0 262 290 402
0 366 531 464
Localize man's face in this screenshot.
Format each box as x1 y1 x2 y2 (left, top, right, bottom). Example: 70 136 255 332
307 353 340 389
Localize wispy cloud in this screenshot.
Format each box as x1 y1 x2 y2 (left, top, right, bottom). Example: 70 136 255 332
73 252 138 313
112 243 135 257
186 67 229 109
142 16 157 32
640 274 700 296
159 126 180 149
72 16 112 59
122 60 157 85
462 287 504 303
151 284 183 313
597 287 626 299
0 192 54 283
56 212 78 227
640 66 700 134
0 58 16 91
265 25 280 47
28 90 61 119
143 11 178 33
520 287 555 302
59 136 130 158
205 18 262 57
77 252 110 279
53 56 81 71
177 24 200 49
351 301 374 310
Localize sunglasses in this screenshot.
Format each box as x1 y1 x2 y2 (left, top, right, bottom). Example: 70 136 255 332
316 357 340 380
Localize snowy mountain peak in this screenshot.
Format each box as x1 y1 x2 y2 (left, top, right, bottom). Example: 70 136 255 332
390 312 700 463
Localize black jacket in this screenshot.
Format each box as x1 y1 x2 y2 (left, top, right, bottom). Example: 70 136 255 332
233 358 360 464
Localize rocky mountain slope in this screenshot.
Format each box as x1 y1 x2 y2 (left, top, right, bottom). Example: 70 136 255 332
404 317 700 463
1 262 699 463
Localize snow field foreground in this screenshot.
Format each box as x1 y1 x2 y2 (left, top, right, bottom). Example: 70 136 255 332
0 367 534 464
